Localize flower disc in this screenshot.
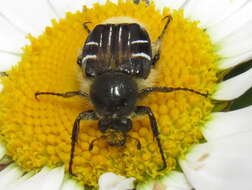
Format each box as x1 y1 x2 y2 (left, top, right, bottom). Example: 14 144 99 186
0 0 219 187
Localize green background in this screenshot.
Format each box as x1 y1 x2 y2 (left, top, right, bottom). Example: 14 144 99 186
225 61 252 110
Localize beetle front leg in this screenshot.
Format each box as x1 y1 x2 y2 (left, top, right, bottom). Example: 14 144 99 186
134 106 167 171
69 110 98 176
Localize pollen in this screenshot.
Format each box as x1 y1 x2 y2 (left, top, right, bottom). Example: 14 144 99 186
0 0 218 187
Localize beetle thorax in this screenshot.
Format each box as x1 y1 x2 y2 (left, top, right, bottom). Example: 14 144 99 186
90 72 138 117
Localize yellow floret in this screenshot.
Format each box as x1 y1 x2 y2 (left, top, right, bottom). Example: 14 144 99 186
0 0 218 187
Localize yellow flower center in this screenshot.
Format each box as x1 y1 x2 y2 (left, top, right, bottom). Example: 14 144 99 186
0 0 218 187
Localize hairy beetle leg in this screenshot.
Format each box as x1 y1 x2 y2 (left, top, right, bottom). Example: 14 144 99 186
34 91 88 100
69 110 98 176
152 15 173 65
134 106 167 171
0 72 8 77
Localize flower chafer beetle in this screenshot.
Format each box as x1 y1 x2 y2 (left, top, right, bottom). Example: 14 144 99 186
35 15 208 175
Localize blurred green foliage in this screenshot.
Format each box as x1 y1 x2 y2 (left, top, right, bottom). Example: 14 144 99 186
224 61 252 110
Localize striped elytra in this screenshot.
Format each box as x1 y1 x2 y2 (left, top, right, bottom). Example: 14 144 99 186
79 23 152 79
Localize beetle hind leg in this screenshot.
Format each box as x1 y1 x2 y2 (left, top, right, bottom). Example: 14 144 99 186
83 22 91 34
0 72 8 77
158 15 173 42
133 0 150 5
152 15 172 65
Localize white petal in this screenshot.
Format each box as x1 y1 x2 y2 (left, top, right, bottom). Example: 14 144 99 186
47 0 185 19
0 15 29 54
98 172 135 190
208 1 252 42
99 172 125 190
60 177 83 190
136 171 192 190
12 166 65 190
160 171 193 190
47 0 85 18
84 0 117 8
0 142 6 160
0 164 24 189
217 20 252 57
16 167 51 189
48 0 116 18
204 106 252 141
180 132 252 190
183 0 248 28
113 177 135 190
0 0 57 36
155 0 186 11
7 171 35 190
0 52 20 72
218 50 252 70
212 67 252 100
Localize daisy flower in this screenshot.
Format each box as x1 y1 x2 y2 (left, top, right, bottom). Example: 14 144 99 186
0 0 252 189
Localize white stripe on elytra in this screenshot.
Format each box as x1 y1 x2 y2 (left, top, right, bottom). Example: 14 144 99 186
108 26 113 47
128 30 131 46
82 55 97 63
99 32 103 47
118 26 122 44
86 41 99 46
132 53 151 61
131 40 149 44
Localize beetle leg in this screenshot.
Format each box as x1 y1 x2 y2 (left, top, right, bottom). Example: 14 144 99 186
69 110 98 176
34 91 88 100
138 87 208 98
134 106 167 171
152 51 160 65
152 15 172 65
133 0 150 5
77 55 83 67
158 15 173 41
83 22 91 34
0 72 8 77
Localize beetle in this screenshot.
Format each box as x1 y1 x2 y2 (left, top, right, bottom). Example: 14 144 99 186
35 15 208 175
